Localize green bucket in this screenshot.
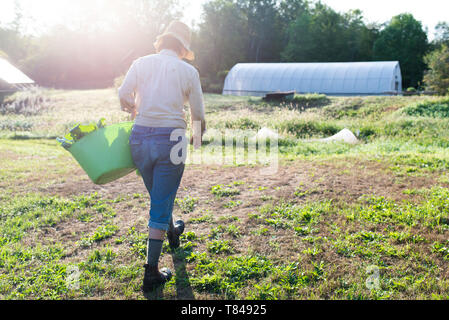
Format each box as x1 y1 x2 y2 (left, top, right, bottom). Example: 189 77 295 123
68 121 136 185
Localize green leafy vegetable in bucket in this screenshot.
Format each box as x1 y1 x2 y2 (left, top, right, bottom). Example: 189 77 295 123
97 118 106 128
57 118 106 149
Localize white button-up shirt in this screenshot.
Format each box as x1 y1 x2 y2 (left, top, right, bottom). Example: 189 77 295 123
118 49 205 129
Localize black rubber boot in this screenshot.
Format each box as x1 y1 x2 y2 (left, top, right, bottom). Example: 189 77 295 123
167 220 185 249
142 264 172 292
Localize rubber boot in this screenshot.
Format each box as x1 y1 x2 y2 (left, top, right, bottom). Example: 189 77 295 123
167 219 185 249
142 264 172 292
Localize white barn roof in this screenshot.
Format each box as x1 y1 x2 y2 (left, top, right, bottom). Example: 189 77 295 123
0 58 34 85
223 61 402 96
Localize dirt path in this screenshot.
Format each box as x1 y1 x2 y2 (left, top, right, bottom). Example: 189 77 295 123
43 158 436 204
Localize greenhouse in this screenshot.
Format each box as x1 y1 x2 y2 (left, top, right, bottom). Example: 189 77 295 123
0 57 34 93
222 61 402 96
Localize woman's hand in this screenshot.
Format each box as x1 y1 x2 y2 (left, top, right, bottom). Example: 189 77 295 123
120 98 136 116
190 134 202 149
190 120 206 149
120 98 137 120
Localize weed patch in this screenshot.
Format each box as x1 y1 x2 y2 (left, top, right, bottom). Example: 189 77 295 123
175 196 198 214
211 184 240 198
403 99 449 118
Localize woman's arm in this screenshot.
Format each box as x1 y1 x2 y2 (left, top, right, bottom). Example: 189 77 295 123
118 60 138 117
188 70 206 148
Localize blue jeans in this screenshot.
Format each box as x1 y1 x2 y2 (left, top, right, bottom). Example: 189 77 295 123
129 125 186 231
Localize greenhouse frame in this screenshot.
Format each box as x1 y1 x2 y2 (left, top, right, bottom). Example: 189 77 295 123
222 61 402 96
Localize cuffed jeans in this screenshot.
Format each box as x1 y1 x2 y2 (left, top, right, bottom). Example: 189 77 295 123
129 125 186 231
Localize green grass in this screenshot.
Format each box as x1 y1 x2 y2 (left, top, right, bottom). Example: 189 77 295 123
1 158 449 299
1 89 449 300
288 93 331 109
188 213 214 224
402 98 449 118
346 187 449 228
79 224 119 248
0 193 139 299
210 184 241 198
0 195 81 246
175 195 198 214
206 239 234 255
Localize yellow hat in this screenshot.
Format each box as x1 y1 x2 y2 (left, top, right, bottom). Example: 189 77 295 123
154 20 195 61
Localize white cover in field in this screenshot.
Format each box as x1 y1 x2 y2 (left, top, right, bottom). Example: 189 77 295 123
319 128 359 144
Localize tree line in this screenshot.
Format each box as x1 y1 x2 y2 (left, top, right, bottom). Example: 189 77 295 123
1 0 448 94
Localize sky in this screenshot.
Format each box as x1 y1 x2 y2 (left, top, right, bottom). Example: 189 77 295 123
0 0 448 39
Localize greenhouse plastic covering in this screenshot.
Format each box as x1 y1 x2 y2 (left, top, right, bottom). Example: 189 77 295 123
0 58 34 85
223 61 402 96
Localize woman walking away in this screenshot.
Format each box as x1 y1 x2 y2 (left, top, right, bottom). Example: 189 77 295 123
118 20 206 292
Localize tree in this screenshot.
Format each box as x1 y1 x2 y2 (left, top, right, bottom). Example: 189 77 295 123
280 6 314 62
239 0 283 62
278 0 310 54
281 2 378 63
278 0 309 27
342 10 379 61
10 0 24 33
433 22 449 47
193 0 286 91
20 0 182 88
373 13 429 88
423 45 449 95
193 0 249 91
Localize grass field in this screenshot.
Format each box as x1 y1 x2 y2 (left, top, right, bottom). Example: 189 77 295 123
1 88 449 300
